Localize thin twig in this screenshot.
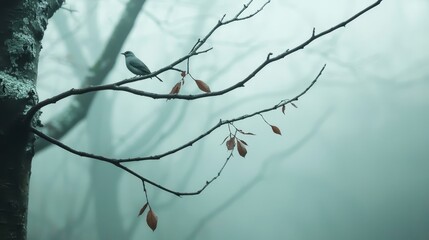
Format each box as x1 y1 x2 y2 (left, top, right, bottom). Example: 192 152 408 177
29 0 382 198
24 1 269 123
32 65 325 164
24 0 381 124
142 181 150 205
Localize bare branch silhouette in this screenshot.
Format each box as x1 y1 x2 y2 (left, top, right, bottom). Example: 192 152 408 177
29 0 382 200
32 65 323 196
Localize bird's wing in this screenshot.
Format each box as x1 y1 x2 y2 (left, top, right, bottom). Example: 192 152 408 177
129 58 151 74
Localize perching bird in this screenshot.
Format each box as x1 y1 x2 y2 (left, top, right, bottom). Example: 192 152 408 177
121 51 163 82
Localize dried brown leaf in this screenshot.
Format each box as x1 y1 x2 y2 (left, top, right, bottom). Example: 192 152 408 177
291 102 298 108
238 139 248 146
226 137 236 150
167 83 182 101
195 80 211 93
146 208 158 231
237 140 247 157
169 82 181 94
138 202 148 217
181 71 187 78
171 82 181 94
271 125 282 135
281 105 286 115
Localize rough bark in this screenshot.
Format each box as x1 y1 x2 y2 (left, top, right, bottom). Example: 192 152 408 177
0 0 62 239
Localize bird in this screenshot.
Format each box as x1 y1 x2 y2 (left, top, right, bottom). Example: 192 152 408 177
121 51 163 82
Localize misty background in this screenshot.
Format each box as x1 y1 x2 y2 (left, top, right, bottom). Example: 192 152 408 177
28 0 429 239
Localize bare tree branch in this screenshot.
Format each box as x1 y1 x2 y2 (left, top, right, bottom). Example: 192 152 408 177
29 0 381 200
184 110 332 240
24 0 269 123
31 65 324 197
31 123 231 197
25 0 382 124
32 65 324 162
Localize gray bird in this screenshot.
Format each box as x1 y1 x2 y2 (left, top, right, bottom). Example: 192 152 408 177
121 51 163 82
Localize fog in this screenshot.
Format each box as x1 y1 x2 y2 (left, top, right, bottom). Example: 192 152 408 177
29 0 429 239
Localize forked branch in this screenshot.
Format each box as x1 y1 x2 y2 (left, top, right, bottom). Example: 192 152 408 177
31 0 382 198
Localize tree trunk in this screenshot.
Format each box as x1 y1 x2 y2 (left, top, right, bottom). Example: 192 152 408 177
0 1 53 239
